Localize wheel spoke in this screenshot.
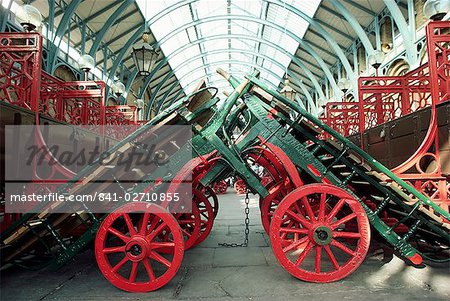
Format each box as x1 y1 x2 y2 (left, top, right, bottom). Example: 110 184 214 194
103 245 126 254
315 245 322 273
326 198 346 223
112 256 128 273
331 239 356 256
280 227 308 234
295 242 313 267
151 242 175 249
142 258 156 281
145 215 160 236
280 221 294 239
129 262 139 282
178 219 195 224
123 214 137 236
286 209 312 228
147 221 167 240
283 236 308 253
324 245 340 270
108 227 130 243
301 197 315 220
181 228 192 237
318 193 326 221
333 231 361 239
331 213 357 230
150 251 172 268
139 213 150 235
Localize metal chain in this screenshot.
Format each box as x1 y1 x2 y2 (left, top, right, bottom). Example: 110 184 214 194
218 189 250 247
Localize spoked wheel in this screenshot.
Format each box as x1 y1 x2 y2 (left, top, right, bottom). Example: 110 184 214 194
261 182 287 234
213 180 228 194
245 145 302 234
203 186 219 218
171 201 201 251
95 203 184 292
270 184 370 282
234 178 247 194
192 189 215 246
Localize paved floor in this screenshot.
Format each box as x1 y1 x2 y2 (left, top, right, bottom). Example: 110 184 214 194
1 192 449 301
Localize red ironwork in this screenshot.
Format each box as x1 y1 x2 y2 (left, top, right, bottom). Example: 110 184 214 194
320 21 450 213
0 33 42 111
1 32 145 128
0 32 147 230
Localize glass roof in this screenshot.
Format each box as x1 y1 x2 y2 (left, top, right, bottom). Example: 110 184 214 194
137 0 321 97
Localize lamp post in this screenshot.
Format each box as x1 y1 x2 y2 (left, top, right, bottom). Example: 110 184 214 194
79 54 94 80
111 80 125 104
280 77 296 102
368 50 385 76
338 78 351 94
134 98 145 120
423 0 450 21
15 5 42 32
131 32 160 76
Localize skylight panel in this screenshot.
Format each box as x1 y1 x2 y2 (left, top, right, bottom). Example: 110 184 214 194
137 0 322 97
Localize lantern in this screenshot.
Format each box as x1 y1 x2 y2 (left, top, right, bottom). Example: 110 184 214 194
112 81 125 97
15 5 42 32
79 54 95 80
368 50 385 70
280 78 296 102
338 78 351 93
423 0 450 20
131 32 159 76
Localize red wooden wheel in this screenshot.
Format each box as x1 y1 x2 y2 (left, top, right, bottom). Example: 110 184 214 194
261 182 286 234
203 186 219 218
192 189 215 246
260 175 272 187
270 184 370 282
213 180 228 194
95 203 184 292
170 200 201 251
234 178 247 194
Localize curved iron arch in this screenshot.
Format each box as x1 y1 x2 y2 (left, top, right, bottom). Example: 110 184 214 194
147 59 283 118
138 33 333 110
147 47 316 116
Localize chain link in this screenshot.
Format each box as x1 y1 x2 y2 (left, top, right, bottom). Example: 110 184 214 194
218 189 250 248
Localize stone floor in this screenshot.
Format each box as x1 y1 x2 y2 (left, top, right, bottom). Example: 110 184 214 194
1 191 449 301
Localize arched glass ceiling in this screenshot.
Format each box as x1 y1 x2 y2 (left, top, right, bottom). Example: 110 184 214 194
137 0 321 96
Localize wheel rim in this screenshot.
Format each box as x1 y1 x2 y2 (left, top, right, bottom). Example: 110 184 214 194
261 182 285 234
204 186 219 218
95 203 184 292
192 189 215 246
171 200 201 251
234 178 247 194
213 180 228 194
270 184 370 283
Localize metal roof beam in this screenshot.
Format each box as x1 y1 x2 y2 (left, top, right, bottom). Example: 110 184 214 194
316 19 353 40
341 0 377 16
84 0 123 23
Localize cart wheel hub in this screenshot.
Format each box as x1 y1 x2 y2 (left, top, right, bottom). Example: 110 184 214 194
311 225 333 246
125 236 148 261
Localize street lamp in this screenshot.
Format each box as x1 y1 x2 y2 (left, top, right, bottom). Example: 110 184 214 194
79 54 94 80
368 50 385 75
338 78 351 93
131 32 160 76
423 0 450 20
134 98 145 120
112 80 125 103
280 77 296 102
15 5 42 32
